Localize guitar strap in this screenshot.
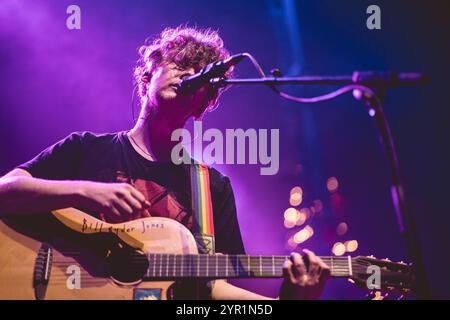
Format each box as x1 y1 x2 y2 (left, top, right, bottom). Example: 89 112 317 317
190 163 215 254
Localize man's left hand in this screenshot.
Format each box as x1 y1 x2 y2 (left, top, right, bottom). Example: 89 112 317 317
279 249 331 300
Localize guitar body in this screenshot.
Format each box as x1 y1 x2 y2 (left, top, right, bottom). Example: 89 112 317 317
0 210 202 300
0 216 42 299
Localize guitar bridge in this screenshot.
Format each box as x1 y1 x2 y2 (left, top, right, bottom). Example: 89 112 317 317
33 243 53 300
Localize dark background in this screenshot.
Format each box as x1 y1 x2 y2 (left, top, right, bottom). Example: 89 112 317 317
0 0 448 299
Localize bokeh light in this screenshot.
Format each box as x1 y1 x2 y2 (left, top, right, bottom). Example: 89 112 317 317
293 225 314 244
289 186 303 206
344 240 358 252
284 207 297 221
289 192 303 206
290 186 303 196
304 225 314 237
296 209 306 226
312 199 323 213
326 177 339 193
284 219 296 229
332 242 346 256
285 237 297 251
299 207 311 220
336 222 348 236
293 229 309 244
283 207 298 228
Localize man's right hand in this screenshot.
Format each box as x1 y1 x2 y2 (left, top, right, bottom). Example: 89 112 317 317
78 181 151 223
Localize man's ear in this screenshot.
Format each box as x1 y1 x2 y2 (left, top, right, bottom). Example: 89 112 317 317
139 70 152 99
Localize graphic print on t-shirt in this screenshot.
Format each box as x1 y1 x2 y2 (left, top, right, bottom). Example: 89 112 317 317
112 171 193 230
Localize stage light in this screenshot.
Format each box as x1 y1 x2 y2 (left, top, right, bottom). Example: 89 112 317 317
293 229 310 244
313 199 323 213
284 207 297 221
289 192 303 206
290 186 303 196
336 222 348 236
284 207 298 228
304 225 314 237
285 237 297 250
344 240 358 252
299 207 311 219
289 186 303 206
284 219 296 229
332 242 346 256
326 177 339 193
296 209 306 226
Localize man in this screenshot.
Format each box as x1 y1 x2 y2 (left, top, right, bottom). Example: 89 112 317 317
0 26 329 299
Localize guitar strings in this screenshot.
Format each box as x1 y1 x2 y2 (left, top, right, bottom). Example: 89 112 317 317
47 252 375 284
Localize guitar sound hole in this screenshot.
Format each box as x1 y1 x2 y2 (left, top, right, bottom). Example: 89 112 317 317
107 247 149 285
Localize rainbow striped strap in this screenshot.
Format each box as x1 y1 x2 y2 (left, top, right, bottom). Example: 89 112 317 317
190 163 215 254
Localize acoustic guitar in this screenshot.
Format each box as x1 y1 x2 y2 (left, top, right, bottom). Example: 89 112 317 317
0 208 414 299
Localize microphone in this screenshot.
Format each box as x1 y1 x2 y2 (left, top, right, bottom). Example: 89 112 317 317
178 53 246 95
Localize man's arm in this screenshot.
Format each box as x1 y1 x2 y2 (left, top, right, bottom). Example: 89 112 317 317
0 169 84 214
0 169 149 220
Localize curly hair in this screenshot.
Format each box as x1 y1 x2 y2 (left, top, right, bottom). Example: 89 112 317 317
134 26 233 113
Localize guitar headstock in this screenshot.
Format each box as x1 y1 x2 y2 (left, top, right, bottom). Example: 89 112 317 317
349 255 415 296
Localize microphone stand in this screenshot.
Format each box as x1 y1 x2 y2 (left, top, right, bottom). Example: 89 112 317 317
213 71 430 299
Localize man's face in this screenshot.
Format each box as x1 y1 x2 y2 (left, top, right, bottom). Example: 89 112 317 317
146 62 212 120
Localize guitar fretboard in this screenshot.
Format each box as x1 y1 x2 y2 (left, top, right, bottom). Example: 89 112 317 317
143 254 352 279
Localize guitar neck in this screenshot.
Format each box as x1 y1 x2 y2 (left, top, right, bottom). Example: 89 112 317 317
143 254 353 280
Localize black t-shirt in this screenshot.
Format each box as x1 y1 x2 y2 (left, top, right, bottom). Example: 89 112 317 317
18 131 245 255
